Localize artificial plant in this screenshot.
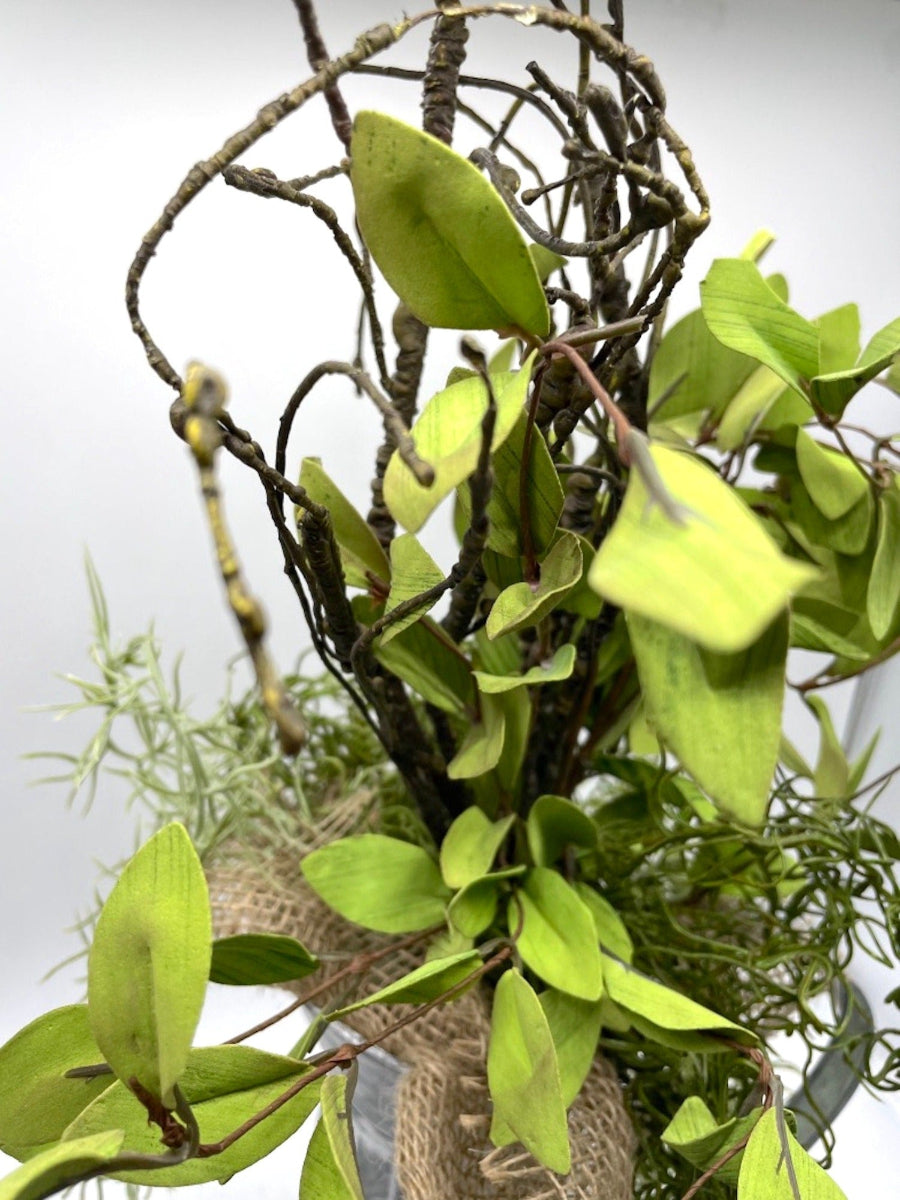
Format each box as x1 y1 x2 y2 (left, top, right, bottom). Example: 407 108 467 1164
3 2 900 1198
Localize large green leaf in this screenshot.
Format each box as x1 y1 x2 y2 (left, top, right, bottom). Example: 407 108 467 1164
512 869 603 1000
64 1045 320 1186
456 410 564 557
487 970 570 1174
383 357 535 534
380 533 444 644
301 835 450 933
811 316 900 418
648 308 757 427
700 259 819 395
869 484 900 639
629 611 788 825
447 692 506 780
589 444 816 653
486 532 582 639
300 1074 364 1200
526 795 597 867
0 1006 110 1159
331 950 481 1017
351 111 549 336
538 990 603 1108
298 458 390 590
791 476 874 557
209 934 319 987
571 883 634 963
601 956 753 1045
0 1131 125 1200
662 1096 763 1186
474 643 576 694
87 824 211 1108
795 429 870 520
716 365 792 451
738 1107 847 1199
440 808 516 889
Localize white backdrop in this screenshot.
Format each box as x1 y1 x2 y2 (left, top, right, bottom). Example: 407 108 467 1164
2 1 899 1194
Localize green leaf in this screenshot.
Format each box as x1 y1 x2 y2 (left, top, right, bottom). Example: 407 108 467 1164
474 643 576 694
649 307 757 426
811 316 900 418
440 808 516 889
64 1045 320 1186
0 1130 125 1200
571 883 634 963
331 950 482 1017
629 612 788 825
380 533 444 644
538 990 603 1107
447 692 506 780
526 795 597 867
701 259 819 395
351 112 549 336
512 869 603 1000
486 532 583 639
716 365 793 451
383 357 535 534
300 1074 364 1200
795 430 870 520
662 1096 763 1185
456 410 564 557
87 823 211 1108
448 868 525 937
529 243 567 283
869 484 900 639
805 694 850 800
589 443 816 653
487 970 570 1174
815 303 861 374
298 458 390 590
791 477 874 557
0 1006 111 1159
209 934 319 987
739 1107 847 1199
601 956 753 1045
301 835 450 933
368 605 474 714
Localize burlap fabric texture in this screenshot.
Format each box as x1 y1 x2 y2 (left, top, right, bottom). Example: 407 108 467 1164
206 792 637 1199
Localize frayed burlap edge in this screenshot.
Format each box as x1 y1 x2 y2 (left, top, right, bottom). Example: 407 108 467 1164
206 794 636 1200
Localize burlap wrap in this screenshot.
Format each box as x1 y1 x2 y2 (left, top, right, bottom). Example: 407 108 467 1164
207 793 636 1199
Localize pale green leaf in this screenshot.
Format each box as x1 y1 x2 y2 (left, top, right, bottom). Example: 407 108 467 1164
301 835 450 933
589 444 816 652
602 956 753 1043
571 883 634 963
811 316 900 417
529 243 567 282
0 1006 111 1160
87 824 211 1108
440 808 515 889
662 1096 763 1185
701 259 819 395
805 694 850 800
447 692 506 780
383 357 535 534
209 934 319 987
815 303 861 374
739 1107 847 1200
351 112 549 336
331 951 481 1017
448 868 525 938
300 1074 363 1200
716 365 793 451
512 869 603 1000
629 612 788 825
298 458 390 590
474 643 576 694
486 532 582 640
648 308 757 426
367 603 474 714
380 533 444 644
791 477 874 557
526 795 596 867
795 430 870 520
456 409 563 557
538 990 603 1107
868 485 900 639
64 1045 320 1186
487 970 570 1174
0 1130 125 1200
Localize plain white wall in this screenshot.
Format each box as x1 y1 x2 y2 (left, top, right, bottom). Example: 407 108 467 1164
2 1 899 1194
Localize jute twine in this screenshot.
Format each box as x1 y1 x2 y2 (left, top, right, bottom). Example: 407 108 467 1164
206 792 636 1199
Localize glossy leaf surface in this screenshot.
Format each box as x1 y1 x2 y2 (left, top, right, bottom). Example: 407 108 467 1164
87 824 211 1108
351 112 549 336
301 835 450 933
